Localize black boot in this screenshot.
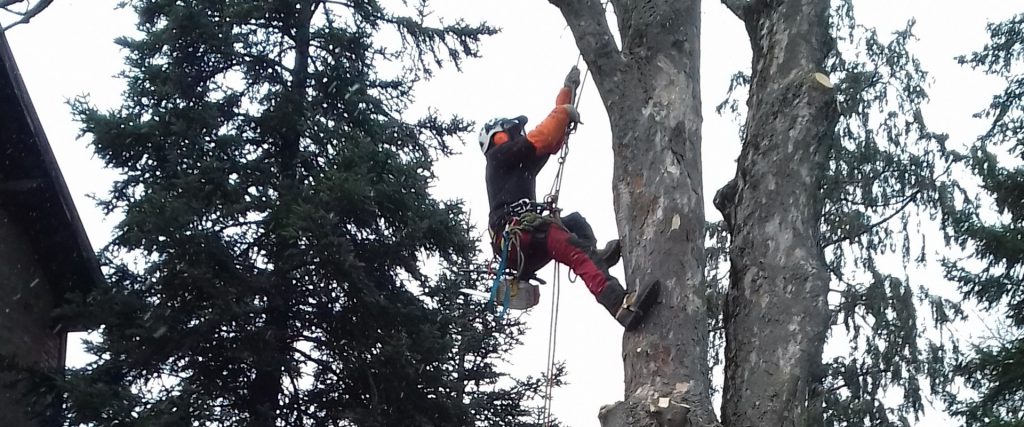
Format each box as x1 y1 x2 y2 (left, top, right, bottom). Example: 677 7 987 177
596 279 660 331
597 278 627 317
595 239 621 268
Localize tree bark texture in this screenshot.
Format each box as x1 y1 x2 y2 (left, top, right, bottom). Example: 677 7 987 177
715 0 838 426
551 1 715 426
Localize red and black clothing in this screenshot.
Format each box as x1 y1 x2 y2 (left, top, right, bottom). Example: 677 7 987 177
485 86 574 230
484 87 614 298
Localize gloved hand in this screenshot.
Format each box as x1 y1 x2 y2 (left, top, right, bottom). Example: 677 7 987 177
563 104 582 124
564 65 581 90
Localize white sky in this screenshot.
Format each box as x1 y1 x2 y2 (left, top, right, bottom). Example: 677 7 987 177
3 0 1020 426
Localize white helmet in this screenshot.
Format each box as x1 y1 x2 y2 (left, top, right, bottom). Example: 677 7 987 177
478 116 528 154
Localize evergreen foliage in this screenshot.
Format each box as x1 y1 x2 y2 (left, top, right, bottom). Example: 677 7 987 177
49 1 555 425
947 12 1024 426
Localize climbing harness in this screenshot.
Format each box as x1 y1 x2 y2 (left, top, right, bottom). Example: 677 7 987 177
485 205 555 318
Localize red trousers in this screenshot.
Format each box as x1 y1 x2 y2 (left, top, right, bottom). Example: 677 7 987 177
492 218 612 297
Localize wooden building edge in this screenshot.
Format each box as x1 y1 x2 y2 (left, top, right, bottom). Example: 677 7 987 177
0 28 104 427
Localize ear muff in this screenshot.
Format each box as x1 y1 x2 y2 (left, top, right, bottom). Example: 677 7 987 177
479 117 506 154
492 131 510 146
479 116 528 154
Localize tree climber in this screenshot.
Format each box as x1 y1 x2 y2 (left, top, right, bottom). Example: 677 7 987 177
478 66 659 330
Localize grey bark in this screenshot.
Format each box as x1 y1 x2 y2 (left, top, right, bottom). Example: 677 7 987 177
1 0 54 30
551 1 715 426
714 0 837 426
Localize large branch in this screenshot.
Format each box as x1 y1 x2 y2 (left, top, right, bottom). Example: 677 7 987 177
721 0 770 41
2 0 54 30
721 0 749 21
549 0 625 97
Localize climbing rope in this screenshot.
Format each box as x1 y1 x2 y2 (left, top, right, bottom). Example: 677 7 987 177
542 263 563 425
489 51 591 320
545 53 590 211
541 51 592 427
482 23 602 422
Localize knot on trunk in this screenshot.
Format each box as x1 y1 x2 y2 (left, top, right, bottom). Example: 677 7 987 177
714 178 739 229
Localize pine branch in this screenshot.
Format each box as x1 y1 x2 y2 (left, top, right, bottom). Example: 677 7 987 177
237 51 292 74
824 189 923 248
293 346 343 379
826 365 891 394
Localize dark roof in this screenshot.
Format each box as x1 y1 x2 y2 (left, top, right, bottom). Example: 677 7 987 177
0 29 103 328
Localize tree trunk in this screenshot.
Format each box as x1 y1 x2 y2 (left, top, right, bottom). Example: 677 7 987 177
552 1 715 426
249 1 314 425
714 0 837 426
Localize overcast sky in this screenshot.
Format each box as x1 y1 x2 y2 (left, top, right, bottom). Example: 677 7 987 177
2 1 1020 426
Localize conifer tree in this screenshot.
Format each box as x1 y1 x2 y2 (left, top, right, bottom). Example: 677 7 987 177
52 1 553 425
946 12 1024 426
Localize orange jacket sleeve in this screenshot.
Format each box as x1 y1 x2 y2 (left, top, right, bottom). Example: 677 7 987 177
526 86 573 155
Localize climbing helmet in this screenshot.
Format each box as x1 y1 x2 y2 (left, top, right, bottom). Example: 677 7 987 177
478 115 528 154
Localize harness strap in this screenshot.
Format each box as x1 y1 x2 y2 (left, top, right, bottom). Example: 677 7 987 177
486 229 514 319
